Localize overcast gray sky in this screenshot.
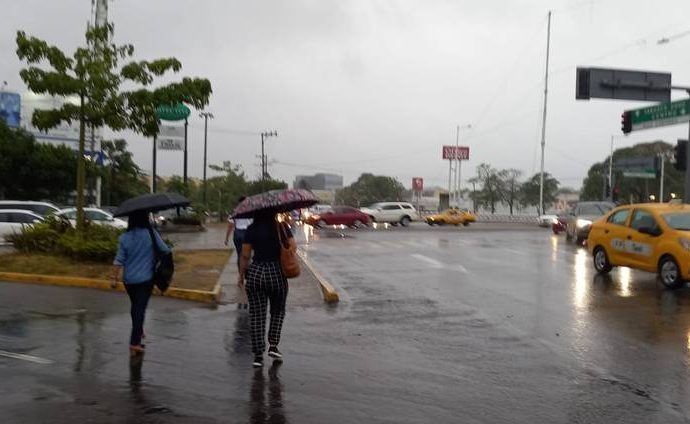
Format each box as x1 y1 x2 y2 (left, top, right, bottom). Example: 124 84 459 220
4 0 690 190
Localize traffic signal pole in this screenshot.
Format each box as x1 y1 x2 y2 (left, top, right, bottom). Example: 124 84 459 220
685 95 690 201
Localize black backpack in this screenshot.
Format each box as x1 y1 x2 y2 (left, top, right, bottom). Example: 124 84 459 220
148 226 174 292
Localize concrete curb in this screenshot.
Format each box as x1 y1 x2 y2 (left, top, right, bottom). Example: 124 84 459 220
296 250 339 304
0 272 221 304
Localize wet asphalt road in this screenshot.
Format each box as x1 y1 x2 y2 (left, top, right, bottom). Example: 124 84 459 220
4 223 690 422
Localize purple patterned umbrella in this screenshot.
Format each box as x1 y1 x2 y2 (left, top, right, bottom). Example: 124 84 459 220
231 189 319 218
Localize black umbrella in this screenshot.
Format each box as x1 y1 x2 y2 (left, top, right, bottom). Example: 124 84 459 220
231 189 319 218
113 192 191 217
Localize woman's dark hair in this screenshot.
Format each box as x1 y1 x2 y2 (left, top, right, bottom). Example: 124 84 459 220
253 209 277 223
127 211 151 231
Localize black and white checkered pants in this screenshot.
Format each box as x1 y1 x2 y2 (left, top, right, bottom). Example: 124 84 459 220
245 261 289 355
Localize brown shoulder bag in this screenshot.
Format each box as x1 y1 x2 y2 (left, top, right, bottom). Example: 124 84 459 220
277 222 300 278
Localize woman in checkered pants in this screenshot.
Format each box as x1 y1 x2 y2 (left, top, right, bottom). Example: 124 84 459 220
237 210 294 367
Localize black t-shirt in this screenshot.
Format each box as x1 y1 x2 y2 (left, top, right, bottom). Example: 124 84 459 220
244 220 293 263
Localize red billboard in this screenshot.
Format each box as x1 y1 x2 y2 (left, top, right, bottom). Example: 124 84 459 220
412 177 423 192
442 146 470 160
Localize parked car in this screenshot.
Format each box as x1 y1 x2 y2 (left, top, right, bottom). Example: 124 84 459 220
304 206 370 228
55 207 128 229
425 209 476 226
538 210 559 227
360 202 421 226
0 209 44 241
588 203 690 289
0 200 59 217
565 201 615 244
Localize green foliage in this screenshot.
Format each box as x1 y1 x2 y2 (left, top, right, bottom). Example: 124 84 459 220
8 215 122 263
580 141 681 203
519 172 559 214
100 139 149 206
0 121 77 202
468 164 504 214
335 173 405 206
16 23 212 230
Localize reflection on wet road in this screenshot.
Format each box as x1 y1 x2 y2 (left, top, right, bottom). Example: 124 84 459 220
4 224 690 422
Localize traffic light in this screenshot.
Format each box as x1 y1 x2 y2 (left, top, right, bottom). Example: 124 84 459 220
674 139 687 171
621 111 632 134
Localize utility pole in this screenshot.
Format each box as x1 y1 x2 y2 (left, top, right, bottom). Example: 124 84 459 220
608 135 614 201
453 125 459 206
538 11 552 216
659 152 665 203
183 117 189 187
260 131 277 181
200 112 214 205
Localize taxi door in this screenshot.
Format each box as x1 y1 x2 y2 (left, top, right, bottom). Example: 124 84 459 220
624 208 663 271
599 207 633 266
446 209 460 225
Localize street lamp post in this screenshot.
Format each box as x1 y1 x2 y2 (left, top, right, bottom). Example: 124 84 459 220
260 131 278 181
454 124 471 207
200 112 214 205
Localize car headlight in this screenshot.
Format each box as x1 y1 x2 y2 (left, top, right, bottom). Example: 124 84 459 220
576 218 592 228
679 238 690 251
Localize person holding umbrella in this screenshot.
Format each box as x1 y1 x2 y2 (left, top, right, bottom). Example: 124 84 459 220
233 189 318 367
110 193 188 356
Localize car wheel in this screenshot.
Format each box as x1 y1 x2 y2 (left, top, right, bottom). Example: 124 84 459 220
659 256 684 289
400 216 411 227
353 220 363 228
462 222 470 227
427 221 434 226
593 247 612 274
368 215 376 223
391 222 398 227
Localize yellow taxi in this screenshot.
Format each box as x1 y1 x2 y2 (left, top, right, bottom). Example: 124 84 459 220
425 208 477 226
587 203 690 289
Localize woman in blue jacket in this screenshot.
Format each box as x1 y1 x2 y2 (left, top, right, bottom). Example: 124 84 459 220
110 211 170 356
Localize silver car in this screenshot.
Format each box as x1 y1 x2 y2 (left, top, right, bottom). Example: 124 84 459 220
565 201 615 244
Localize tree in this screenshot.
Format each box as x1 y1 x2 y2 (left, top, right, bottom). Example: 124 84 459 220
16 23 212 231
520 172 559 214
0 121 77 202
499 168 522 215
580 141 681 203
468 163 504 214
100 139 148 206
335 173 405 206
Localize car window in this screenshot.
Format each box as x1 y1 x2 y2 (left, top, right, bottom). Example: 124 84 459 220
33 204 57 216
578 204 609 216
0 212 9 222
85 210 108 221
402 204 414 210
607 209 630 226
662 212 690 230
629 210 658 231
381 205 402 210
11 213 36 224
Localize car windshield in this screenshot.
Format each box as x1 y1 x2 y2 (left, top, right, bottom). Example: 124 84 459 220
579 203 612 216
662 212 690 230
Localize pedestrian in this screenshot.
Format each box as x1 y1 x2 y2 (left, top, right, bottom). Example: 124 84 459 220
237 210 294 368
224 196 253 270
110 211 171 356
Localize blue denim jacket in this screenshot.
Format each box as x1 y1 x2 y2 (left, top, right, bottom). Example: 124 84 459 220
114 227 170 284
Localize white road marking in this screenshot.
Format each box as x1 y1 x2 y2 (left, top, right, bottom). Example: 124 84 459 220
0 349 54 365
411 254 444 268
411 254 468 273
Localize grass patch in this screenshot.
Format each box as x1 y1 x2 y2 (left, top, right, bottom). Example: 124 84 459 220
0 249 231 292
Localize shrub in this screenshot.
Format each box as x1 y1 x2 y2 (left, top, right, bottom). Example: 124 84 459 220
8 216 123 263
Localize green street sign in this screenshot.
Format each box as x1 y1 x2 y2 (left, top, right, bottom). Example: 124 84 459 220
155 103 191 121
629 99 690 131
623 171 656 179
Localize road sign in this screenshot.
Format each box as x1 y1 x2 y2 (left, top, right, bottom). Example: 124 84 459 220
157 138 184 151
576 67 671 102
442 146 470 160
159 125 185 138
627 99 690 131
622 171 656 179
412 177 423 192
155 103 190 121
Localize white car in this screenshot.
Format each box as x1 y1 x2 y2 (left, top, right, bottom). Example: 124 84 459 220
361 202 421 226
56 207 128 229
0 200 59 217
538 210 559 227
0 209 44 241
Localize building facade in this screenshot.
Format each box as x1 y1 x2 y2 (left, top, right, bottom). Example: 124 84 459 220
293 173 343 191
